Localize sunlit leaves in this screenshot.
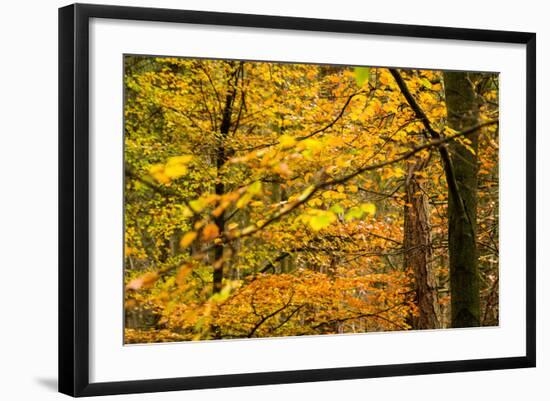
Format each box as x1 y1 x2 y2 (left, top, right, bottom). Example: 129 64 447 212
176 264 193 287
149 155 193 183
124 56 499 342
361 203 376 216
353 66 370 88
180 231 197 248
237 181 263 208
202 223 220 241
149 164 170 184
278 134 297 148
344 203 376 222
164 155 193 178
126 271 159 291
308 210 337 231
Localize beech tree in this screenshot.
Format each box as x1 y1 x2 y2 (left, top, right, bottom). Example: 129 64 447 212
444 71 482 327
123 56 499 342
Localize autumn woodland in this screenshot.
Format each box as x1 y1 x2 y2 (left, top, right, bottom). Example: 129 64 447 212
124 56 499 343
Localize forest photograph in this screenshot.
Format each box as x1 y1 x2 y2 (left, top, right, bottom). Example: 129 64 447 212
123 55 500 344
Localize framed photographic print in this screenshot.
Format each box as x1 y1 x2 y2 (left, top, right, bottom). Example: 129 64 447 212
58 3 536 397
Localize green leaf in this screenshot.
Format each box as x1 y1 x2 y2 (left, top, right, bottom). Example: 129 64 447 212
309 211 336 231
236 193 253 209
344 206 364 222
354 67 371 88
330 204 345 214
247 181 263 195
189 198 206 212
420 78 433 89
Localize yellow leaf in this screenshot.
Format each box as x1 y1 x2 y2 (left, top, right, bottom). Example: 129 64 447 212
164 164 188 178
149 164 170 184
379 71 391 86
189 198 206 212
180 231 197 248
309 211 336 231
236 193 253 209
309 198 323 207
388 167 405 179
161 155 193 179
227 223 239 231
167 155 193 165
278 134 296 148
149 164 164 174
361 203 376 216
300 138 323 153
463 143 476 155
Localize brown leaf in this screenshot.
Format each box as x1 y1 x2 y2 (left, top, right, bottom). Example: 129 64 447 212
125 272 159 291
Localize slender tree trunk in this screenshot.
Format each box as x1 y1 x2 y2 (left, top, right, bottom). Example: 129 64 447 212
213 64 238 294
443 71 481 327
403 157 440 329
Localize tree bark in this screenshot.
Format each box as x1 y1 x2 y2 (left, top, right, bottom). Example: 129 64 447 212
443 71 481 327
403 156 441 329
213 63 239 294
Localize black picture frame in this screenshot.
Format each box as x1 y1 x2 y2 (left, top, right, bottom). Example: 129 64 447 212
59 3 536 397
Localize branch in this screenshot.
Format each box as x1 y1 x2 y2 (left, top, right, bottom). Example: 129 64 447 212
296 93 360 140
269 305 305 334
247 291 295 338
127 122 497 290
389 68 498 222
259 252 291 273
223 125 495 245
125 167 197 217
310 302 409 331
239 92 364 152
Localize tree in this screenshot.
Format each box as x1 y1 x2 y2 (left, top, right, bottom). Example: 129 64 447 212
443 71 481 327
403 153 441 329
123 57 499 343
213 61 242 294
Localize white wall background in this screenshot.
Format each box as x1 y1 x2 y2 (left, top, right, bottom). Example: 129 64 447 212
0 0 546 399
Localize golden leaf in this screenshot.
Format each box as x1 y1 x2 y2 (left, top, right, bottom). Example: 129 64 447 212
202 223 220 241
180 231 197 248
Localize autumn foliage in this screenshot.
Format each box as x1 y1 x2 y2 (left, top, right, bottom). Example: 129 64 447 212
123 56 499 343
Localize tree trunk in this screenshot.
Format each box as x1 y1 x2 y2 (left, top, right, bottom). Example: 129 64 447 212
403 157 440 329
212 64 238 294
443 71 481 327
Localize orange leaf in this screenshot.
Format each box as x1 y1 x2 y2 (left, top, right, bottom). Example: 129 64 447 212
202 223 220 241
125 272 159 291
176 264 193 287
180 231 197 248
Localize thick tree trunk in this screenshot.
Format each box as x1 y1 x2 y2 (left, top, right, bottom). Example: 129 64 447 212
444 71 481 327
403 157 440 329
